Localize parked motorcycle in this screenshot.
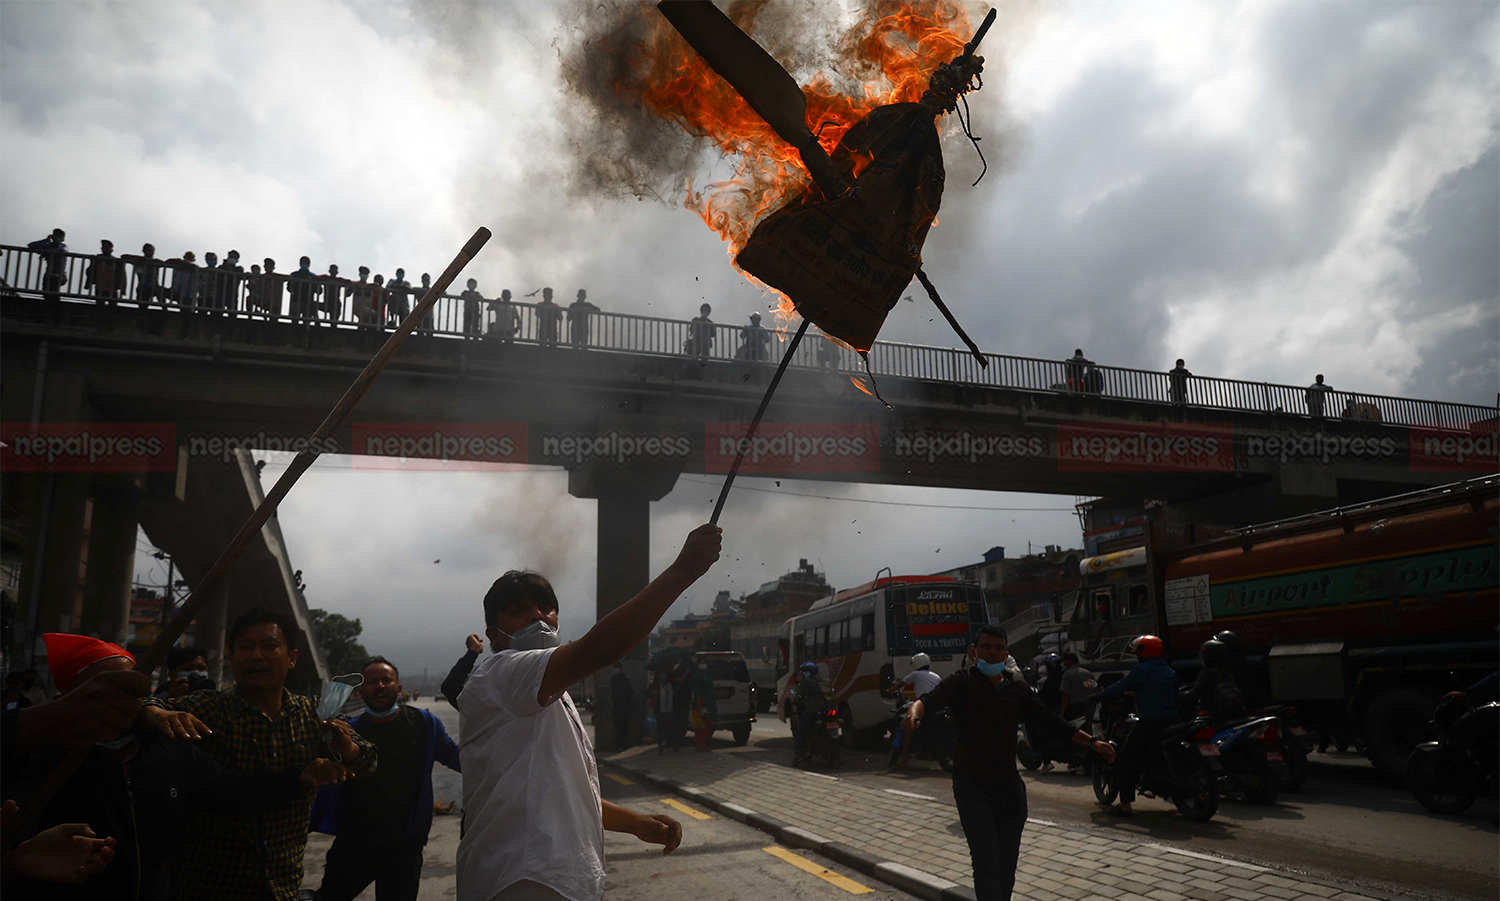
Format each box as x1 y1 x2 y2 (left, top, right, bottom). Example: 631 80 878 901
1249 704 1311 791
1092 696 1222 822
886 698 955 772
1407 698 1499 815
802 704 844 768
1205 715 1288 805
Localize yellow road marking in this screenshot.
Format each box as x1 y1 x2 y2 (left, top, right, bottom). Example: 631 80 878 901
659 797 712 820
762 846 873 894
604 773 634 786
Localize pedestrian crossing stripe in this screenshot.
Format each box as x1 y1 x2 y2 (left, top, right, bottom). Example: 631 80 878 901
659 797 711 820
604 773 634 785
762 846 873 895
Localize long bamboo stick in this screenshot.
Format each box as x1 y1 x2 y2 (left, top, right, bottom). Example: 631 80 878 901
3 227 491 843
710 319 810 525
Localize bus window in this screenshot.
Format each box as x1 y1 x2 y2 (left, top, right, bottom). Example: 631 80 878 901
848 615 863 652
815 625 828 658
1092 589 1112 622
831 620 846 655
862 613 876 650
802 629 815 663
1126 584 1149 617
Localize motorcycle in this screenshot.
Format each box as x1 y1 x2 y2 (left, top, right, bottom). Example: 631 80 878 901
1407 698 1499 815
1092 695 1222 822
802 704 844 768
1205 715 1288 805
886 698 955 772
1248 704 1311 791
1018 714 1091 774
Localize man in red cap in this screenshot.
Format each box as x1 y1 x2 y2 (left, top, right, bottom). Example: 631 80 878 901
5 633 351 900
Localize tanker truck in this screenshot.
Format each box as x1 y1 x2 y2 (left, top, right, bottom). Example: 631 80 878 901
1064 475 1497 781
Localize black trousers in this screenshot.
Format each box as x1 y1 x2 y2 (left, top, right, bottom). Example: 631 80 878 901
952 776 1028 901
1117 717 1175 803
318 834 424 901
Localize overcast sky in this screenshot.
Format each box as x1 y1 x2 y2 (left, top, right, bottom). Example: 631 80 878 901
6 1 1496 682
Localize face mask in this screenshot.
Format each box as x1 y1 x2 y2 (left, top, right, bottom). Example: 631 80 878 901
317 674 364 721
364 700 400 718
975 659 1008 678
502 620 561 651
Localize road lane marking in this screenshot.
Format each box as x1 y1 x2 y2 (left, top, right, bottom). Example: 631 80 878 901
604 773 634 786
762 846 874 895
659 797 712 820
882 788 935 800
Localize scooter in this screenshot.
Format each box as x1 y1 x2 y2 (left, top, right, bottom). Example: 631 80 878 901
802 704 844 768
886 698 956 772
1248 704 1311 791
1207 715 1287 805
1408 698 1498 815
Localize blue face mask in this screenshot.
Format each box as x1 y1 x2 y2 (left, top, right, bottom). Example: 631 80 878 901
975 658 1007 677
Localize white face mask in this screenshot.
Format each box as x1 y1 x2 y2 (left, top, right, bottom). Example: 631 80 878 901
364 700 401 718
501 620 561 651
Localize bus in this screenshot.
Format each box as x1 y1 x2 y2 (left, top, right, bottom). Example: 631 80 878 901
774 574 990 742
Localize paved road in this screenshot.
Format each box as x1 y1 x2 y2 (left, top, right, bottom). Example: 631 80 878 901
304 699 920 900
700 714 1497 901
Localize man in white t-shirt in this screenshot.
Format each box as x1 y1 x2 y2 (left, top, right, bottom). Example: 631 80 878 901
895 653 943 768
457 523 722 901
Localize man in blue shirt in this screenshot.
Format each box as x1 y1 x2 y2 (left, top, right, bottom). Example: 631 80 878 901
1095 634 1180 817
311 656 460 901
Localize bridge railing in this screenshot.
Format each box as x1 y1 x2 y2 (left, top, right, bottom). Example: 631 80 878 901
2 243 1495 430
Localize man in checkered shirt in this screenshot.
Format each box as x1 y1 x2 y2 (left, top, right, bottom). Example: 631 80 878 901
140 607 377 900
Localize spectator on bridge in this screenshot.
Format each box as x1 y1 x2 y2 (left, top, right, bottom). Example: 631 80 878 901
26 228 68 302
418 272 435 333
738 312 771 362
535 287 563 346
488 289 519 343
455 524 721 901
123 243 161 307
1065 348 1090 391
288 256 321 322
902 626 1112 900
1169 359 1192 405
1305 374 1332 417
320 264 347 322
84 240 126 304
197 252 220 312
165 251 200 309
216 250 245 315
386 268 411 327
461 278 485 339
686 303 714 359
1081 364 1104 394
817 335 840 369
137 607 376 901
372 274 388 325
247 264 264 313
350 267 375 326
311 656 460 901
259 258 285 317
567 288 598 349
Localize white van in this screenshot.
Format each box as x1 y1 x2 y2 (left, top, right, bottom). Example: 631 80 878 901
695 651 756 745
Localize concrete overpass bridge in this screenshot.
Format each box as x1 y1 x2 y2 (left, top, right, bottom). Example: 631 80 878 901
2 243 1494 706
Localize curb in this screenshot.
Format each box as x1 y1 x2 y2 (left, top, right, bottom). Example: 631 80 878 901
606 760 977 901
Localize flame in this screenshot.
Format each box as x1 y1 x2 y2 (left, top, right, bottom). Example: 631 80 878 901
611 0 974 264
850 375 875 396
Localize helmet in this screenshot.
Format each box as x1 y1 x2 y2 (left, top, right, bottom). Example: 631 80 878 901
1127 635 1164 659
1213 630 1243 653
910 653 931 669
800 661 818 673
1199 638 1229 667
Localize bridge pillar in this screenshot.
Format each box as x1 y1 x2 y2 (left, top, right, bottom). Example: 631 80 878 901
193 580 230 686
18 473 92 650
568 451 682 752
79 485 141 646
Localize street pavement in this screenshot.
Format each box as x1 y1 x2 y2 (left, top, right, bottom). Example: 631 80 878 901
301 699 1497 901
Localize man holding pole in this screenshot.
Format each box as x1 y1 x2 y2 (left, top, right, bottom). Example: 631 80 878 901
456 523 721 901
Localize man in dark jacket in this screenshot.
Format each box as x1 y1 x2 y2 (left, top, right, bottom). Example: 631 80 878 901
312 656 460 901
903 627 1112 901
1095 634 1181 817
441 633 485 709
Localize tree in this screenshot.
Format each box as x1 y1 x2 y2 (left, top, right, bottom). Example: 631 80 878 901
308 608 369 675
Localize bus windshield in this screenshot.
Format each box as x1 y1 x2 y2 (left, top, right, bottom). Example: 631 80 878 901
886 583 988 656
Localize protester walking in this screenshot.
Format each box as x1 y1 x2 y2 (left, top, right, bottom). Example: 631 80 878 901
312 656 460 901
902 626 1113 901
454 523 720 901
137 607 376 901
1169 359 1192 404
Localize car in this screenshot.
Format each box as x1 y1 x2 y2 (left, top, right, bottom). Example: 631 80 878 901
696 651 757 745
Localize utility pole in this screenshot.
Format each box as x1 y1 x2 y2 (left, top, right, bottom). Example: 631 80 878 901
153 550 177 641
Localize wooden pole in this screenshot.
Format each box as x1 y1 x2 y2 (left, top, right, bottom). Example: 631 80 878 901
3 227 492 843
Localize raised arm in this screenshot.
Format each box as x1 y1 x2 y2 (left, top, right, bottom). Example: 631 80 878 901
538 524 721 706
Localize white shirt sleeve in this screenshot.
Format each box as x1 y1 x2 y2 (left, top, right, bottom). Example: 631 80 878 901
490 648 559 717
902 672 916 686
